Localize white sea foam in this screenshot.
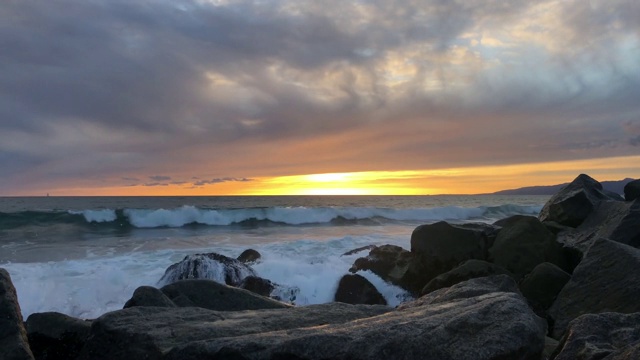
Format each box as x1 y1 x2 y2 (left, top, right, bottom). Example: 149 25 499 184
69 209 117 223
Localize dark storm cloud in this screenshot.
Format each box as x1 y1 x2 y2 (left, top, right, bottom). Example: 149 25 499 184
1 0 639 194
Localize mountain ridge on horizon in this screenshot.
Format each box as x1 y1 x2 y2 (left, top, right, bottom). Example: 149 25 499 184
491 177 635 196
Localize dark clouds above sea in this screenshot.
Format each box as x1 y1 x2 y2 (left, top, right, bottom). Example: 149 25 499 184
1 0 639 193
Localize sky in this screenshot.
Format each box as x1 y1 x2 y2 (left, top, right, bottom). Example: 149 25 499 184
1 0 639 196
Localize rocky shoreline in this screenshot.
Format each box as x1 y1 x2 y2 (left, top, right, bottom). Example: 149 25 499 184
2 174 639 360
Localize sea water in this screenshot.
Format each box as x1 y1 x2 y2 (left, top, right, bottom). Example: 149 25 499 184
0 195 548 319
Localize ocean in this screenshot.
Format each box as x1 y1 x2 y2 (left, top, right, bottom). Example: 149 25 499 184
0 195 548 319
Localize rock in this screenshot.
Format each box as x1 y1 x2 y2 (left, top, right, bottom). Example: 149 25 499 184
158 252 256 286
519 262 570 317
166 275 546 360
544 337 560 360
160 279 289 311
420 259 512 296
237 276 275 297
539 174 620 227
334 274 387 305
236 249 261 264
489 215 567 278
0 268 34 360
78 303 391 360
122 286 176 309
409 222 497 289
552 312 640 360
556 198 640 254
349 244 415 290
342 244 377 256
549 238 640 339
624 179 640 201
25 312 91 360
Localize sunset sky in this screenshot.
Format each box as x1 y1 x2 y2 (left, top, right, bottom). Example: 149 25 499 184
1 0 639 196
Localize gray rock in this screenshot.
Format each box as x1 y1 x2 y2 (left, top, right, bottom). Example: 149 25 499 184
237 276 275 297
549 238 640 339
624 179 640 201
552 312 640 360
25 312 91 360
519 262 570 314
237 249 261 264
349 244 416 291
160 279 290 311
420 259 512 296
158 252 256 286
489 216 567 278
122 286 176 309
334 274 387 305
78 302 391 360
539 174 620 228
166 275 546 360
0 268 34 360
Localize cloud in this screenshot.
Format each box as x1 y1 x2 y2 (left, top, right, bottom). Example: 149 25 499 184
1 0 639 194
193 177 254 186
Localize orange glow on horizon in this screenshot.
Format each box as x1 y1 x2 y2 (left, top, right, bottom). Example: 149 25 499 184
21 154 640 196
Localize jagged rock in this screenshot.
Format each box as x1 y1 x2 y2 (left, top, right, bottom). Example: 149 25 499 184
122 286 176 309
165 275 546 360
420 259 512 296
237 276 275 297
552 312 640 360
78 303 391 360
334 274 387 305
0 268 35 360
404 221 496 293
625 179 640 201
519 262 570 316
539 174 621 227
160 279 289 311
489 215 567 278
158 252 256 286
549 238 640 339
236 249 261 264
342 245 377 256
349 244 415 290
556 198 640 254
25 312 91 360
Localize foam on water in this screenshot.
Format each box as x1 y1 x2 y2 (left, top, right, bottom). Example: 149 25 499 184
70 209 117 223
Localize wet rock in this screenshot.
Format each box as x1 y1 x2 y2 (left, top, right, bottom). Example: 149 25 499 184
549 238 640 339
25 312 91 360
122 286 176 309
624 179 640 201
489 216 567 278
349 244 415 290
236 249 261 264
420 259 512 296
0 268 34 360
342 245 377 256
539 174 620 227
78 303 390 360
237 276 275 297
552 312 640 360
160 279 289 311
166 275 545 360
519 262 570 317
158 252 256 286
334 274 387 305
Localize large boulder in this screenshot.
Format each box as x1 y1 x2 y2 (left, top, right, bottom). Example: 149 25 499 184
165 275 546 360
25 312 91 360
624 179 640 201
122 286 176 309
349 244 415 291
0 268 34 360
158 252 256 286
420 259 512 296
539 174 620 227
519 262 570 316
334 274 387 305
489 215 567 278
236 276 275 298
160 279 289 311
78 303 391 360
549 238 640 339
552 312 640 360
236 249 261 264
